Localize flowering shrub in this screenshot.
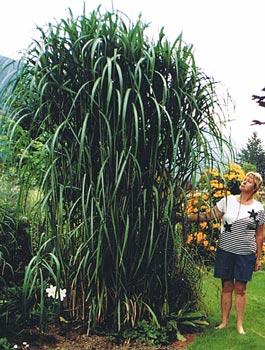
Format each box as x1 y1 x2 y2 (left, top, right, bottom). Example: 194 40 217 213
184 163 245 264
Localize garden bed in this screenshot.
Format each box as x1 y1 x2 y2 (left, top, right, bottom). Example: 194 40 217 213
11 325 197 350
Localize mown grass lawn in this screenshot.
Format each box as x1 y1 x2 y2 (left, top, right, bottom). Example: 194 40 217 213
188 270 265 349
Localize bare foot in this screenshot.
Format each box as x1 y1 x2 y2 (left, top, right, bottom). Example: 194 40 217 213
215 323 227 330
237 326 246 335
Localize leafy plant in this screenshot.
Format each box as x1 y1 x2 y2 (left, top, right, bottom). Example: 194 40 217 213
0 337 13 350
0 209 31 288
0 285 26 336
164 308 209 341
29 284 66 331
122 320 169 346
121 308 208 345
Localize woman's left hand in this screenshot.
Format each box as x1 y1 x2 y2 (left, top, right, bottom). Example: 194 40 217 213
255 259 262 271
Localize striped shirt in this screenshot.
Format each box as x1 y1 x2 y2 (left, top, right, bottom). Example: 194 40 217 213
216 195 265 255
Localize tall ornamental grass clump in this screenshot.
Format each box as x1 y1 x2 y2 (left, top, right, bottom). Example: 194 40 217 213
4 9 229 331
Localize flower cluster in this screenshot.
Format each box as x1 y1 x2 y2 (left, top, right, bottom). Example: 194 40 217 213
13 342 29 349
46 284 67 301
184 163 245 264
223 163 245 182
223 163 245 195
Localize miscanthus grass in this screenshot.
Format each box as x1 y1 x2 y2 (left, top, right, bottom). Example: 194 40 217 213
4 7 231 332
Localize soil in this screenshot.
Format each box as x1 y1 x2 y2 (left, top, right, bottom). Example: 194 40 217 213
12 325 197 350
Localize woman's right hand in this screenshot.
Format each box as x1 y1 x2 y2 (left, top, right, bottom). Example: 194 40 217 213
175 212 183 222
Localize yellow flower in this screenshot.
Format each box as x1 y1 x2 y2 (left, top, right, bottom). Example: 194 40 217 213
203 240 209 247
207 168 219 177
186 234 194 244
192 191 201 198
224 174 234 181
213 190 224 198
202 193 209 200
216 183 224 189
210 180 224 189
212 223 221 229
224 163 245 182
196 231 206 242
186 206 196 214
210 183 224 192
199 222 208 229
191 198 199 206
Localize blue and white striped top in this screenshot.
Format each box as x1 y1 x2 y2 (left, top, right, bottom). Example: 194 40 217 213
216 195 265 255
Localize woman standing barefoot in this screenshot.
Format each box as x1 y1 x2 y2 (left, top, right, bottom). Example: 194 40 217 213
187 172 265 334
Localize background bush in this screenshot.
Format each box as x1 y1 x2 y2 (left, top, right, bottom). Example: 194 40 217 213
184 163 246 265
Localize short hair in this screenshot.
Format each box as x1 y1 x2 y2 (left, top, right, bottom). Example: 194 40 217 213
246 172 263 192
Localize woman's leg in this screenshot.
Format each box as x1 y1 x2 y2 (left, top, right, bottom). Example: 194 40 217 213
234 280 247 334
216 279 234 329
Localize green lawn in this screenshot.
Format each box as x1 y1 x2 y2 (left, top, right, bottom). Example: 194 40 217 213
188 270 265 349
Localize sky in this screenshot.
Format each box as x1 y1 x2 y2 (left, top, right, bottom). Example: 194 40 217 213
1 0 265 150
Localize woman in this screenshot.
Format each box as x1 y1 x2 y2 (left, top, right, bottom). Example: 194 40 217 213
187 171 265 334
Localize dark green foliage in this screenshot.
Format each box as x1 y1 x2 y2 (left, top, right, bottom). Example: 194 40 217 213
0 154 33 335
0 337 13 350
0 286 25 336
0 211 32 335
5 8 229 332
122 320 169 346
241 162 256 174
121 309 208 345
0 213 31 286
0 163 32 290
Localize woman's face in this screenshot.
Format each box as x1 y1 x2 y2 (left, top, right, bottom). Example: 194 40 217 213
239 175 256 194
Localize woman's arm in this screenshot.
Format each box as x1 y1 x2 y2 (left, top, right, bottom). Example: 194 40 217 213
187 206 223 222
255 224 264 271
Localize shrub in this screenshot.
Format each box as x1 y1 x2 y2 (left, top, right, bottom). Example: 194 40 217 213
184 163 245 264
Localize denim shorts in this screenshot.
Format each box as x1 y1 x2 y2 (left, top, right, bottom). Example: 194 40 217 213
214 248 256 282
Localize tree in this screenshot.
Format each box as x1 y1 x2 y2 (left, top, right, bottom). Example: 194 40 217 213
252 87 265 108
238 132 265 179
241 162 256 174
